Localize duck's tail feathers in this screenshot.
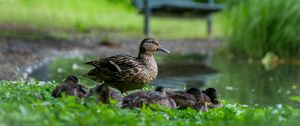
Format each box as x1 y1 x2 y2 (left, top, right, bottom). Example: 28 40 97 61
85 61 94 65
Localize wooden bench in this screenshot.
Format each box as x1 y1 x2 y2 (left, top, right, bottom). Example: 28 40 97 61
133 0 224 37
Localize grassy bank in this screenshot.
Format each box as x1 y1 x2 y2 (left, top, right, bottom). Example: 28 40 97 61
223 0 300 58
0 80 300 126
0 0 223 39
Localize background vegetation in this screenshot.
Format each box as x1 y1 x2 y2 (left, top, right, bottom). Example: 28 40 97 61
223 0 300 58
0 0 223 39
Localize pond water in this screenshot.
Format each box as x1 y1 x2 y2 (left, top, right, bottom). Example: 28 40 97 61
30 54 300 108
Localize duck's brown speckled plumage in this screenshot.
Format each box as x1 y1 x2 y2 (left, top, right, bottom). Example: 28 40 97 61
122 86 176 109
84 38 169 92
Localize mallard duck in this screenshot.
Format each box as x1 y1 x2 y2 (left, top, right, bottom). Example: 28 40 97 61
84 38 170 92
89 84 123 106
122 86 177 109
52 75 89 98
202 88 222 108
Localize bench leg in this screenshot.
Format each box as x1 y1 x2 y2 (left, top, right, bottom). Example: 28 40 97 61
207 14 212 38
143 0 150 37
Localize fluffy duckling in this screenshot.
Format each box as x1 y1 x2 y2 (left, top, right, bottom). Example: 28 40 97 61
84 38 170 93
166 90 196 109
186 87 222 109
52 75 89 98
202 88 222 108
90 84 123 106
166 88 208 112
186 88 211 111
122 86 177 109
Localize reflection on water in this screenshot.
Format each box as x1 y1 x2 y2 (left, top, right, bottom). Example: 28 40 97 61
152 62 217 89
208 56 300 108
30 54 300 107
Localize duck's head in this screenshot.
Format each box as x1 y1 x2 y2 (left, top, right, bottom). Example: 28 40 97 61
64 75 78 84
203 88 218 102
155 86 167 95
139 37 170 55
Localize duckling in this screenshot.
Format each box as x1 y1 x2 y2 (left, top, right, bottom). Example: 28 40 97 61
186 87 211 111
202 88 222 108
166 90 196 109
122 86 177 109
52 75 89 98
186 87 222 109
84 38 170 93
166 88 208 112
89 84 123 106
186 87 211 104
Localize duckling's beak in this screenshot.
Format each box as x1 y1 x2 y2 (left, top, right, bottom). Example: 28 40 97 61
159 47 171 53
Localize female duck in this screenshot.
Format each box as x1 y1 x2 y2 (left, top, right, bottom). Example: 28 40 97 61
84 38 170 92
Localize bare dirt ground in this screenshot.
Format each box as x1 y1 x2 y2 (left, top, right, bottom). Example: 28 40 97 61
0 36 221 80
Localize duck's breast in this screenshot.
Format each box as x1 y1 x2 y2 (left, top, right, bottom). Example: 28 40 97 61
138 56 158 83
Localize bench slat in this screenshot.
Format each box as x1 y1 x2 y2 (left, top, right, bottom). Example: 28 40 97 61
133 0 224 14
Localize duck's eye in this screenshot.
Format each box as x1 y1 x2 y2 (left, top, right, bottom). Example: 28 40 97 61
150 41 159 46
147 40 154 43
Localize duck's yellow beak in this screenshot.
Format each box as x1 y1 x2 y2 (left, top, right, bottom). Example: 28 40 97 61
159 47 170 53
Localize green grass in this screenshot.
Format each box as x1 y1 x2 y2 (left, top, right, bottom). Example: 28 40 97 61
0 0 223 39
223 0 300 58
0 80 300 126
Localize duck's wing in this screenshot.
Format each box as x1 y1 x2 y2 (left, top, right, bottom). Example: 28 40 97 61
85 54 138 73
168 98 177 108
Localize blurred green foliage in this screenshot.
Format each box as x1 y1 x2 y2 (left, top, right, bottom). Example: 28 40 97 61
0 0 223 39
223 0 300 58
0 80 300 126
